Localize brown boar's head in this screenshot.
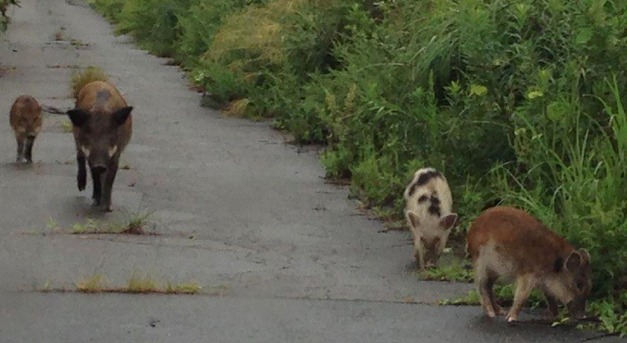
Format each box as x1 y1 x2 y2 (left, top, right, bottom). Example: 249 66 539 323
67 107 133 172
554 249 592 319
13 101 42 139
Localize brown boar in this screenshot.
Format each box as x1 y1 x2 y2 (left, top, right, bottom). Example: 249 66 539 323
404 168 459 269
66 81 133 212
9 95 42 164
466 206 592 323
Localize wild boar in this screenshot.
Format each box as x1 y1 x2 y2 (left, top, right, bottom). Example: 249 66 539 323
466 206 592 323
66 80 133 212
9 95 42 164
404 167 459 269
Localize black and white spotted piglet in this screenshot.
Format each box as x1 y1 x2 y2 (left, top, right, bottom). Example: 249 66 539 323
403 168 458 269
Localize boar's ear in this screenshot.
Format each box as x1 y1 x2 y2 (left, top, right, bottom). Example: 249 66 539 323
67 109 89 127
405 211 420 229
578 248 591 263
111 106 133 127
565 250 583 271
439 213 459 230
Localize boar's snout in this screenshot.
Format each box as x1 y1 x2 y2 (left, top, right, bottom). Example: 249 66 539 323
567 297 587 319
27 133 37 139
91 165 107 175
423 250 440 268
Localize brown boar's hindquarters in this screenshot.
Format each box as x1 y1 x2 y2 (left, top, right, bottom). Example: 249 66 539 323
67 81 133 212
9 95 42 164
466 206 592 323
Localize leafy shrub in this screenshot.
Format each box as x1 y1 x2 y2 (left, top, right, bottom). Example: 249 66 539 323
89 0 125 22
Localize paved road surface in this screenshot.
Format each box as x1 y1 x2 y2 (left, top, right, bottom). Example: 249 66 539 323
0 1 623 342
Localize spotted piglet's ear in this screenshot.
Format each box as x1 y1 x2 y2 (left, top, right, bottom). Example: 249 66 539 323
439 213 458 230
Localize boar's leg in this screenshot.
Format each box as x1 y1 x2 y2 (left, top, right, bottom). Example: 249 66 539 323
485 272 504 316
90 167 103 206
77 153 87 191
506 275 535 323
100 160 119 212
15 136 26 163
542 291 559 318
477 275 499 318
24 136 35 163
413 242 425 270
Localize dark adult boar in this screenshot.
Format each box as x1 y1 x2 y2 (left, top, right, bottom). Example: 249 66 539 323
10 95 42 164
67 81 133 212
466 206 592 323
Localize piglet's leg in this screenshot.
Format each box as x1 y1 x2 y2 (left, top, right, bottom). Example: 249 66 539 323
24 136 35 163
16 138 26 163
506 275 535 323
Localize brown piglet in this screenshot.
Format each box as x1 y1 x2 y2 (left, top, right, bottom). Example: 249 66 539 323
466 206 592 323
10 95 42 164
66 80 133 212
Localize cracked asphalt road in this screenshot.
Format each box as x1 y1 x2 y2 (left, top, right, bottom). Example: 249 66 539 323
0 1 624 342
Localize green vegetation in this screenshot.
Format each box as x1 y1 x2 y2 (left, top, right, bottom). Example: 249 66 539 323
48 210 155 235
0 0 19 32
70 272 204 294
439 286 545 310
419 260 473 283
89 0 626 335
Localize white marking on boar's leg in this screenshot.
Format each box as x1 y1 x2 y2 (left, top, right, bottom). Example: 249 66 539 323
80 145 90 158
108 145 118 157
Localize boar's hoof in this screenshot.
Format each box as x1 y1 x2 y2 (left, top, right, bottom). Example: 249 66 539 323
16 156 28 164
506 315 518 324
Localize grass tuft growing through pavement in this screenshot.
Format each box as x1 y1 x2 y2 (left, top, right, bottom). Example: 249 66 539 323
75 273 107 293
67 273 204 295
70 66 108 98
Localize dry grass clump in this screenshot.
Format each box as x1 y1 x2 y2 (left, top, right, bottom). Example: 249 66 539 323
70 66 108 98
75 273 108 293
206 0 306 74
70 272 204 295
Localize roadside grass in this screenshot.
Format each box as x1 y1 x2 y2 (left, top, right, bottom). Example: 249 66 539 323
419 260 473 283
70 66 108 98
75 273 107 293
46 210 156 235
66 272 208 295
60 118 73 133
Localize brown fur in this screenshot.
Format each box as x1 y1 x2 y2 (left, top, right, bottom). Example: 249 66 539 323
467 206 592 322
67 80 133 212
9 95 42 163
